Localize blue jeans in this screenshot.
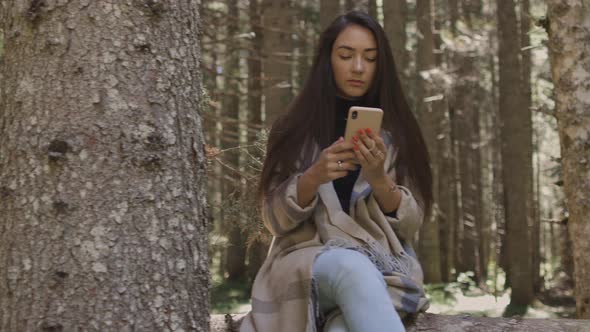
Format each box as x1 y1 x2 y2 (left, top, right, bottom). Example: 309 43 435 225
313 248 406 332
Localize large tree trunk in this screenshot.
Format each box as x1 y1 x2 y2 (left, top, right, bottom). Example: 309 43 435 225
212 313 590 332
0 1 209 331
415 0 442 284
547 0 590 318
261 0 294 126
497 0 534 306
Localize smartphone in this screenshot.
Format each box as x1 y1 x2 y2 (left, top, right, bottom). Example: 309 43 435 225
344 106 383 142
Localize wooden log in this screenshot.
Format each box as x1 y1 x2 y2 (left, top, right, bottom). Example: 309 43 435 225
210 313 590 332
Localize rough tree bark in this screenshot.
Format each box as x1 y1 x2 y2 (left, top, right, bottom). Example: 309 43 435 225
0 1 209 330
211 313 590 332
547 0 590 319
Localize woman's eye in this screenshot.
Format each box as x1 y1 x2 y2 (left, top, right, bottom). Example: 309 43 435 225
366 58 376 62
339 56 352 60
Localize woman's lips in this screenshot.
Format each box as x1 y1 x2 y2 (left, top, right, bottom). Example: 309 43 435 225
348 80 364 87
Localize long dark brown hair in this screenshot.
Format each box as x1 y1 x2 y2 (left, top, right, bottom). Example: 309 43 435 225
258 11 433 215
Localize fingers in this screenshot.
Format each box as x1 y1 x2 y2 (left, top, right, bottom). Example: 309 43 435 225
354 138 376 164
330 160 358 172
353 143 367 165
326 160 358 181
353 129 376 163
357 129 379 153
356 129 387 155
365 128 387 154
352 128 388 166
329 140 355 153
331 151 356 162
330 136 344 147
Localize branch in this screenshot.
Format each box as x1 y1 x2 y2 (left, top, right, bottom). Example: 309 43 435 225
531 106 555 117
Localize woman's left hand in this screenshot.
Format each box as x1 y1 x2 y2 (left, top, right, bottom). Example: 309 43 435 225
352 128 388 184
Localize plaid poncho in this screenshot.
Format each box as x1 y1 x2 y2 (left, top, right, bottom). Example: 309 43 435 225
240 132 429 332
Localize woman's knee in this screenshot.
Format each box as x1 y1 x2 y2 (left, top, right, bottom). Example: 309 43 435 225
313 248 383 284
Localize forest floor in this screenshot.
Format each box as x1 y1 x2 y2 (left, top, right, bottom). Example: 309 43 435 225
210 271 576 319
424 276 575 318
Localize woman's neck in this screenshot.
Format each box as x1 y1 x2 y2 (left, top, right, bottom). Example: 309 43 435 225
336 93 363 101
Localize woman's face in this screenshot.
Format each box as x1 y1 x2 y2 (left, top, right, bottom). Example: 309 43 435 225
331 24 378 99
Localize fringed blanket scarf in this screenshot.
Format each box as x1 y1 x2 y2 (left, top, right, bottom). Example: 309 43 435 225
240 132 429 332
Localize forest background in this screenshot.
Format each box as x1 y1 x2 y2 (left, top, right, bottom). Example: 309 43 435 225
201 0 588 320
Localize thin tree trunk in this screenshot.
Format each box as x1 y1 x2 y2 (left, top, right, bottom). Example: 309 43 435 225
383 0 409 88
473 86 487 284
497 0 534 306
549 211 555 279
450 3 486 283
345 0 355 12
0 1 208 330
454 50 479 280
368 0 377 19
449 0 459 33
547 0 590 318
246 0 268 284
320 0 340 31
415 0 442 283
223 0 247 282
248 0 264 133
261 0 294 126
489 27 507 294
434 3 454 283
520 0 540 295
201 0 228 278
296 0 313 90
439 112 458 282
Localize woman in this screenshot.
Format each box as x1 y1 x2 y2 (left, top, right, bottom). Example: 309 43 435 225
240 11 433 332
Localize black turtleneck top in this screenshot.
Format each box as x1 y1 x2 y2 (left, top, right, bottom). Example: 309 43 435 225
332 96 398 217
332 96 363 214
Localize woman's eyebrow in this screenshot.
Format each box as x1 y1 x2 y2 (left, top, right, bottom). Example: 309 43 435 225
336 45 378 52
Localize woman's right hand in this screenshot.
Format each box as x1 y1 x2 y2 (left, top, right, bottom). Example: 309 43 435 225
296 137 357 208
304 137 358 187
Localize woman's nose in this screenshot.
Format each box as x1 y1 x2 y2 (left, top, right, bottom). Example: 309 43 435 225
352 57 364 73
